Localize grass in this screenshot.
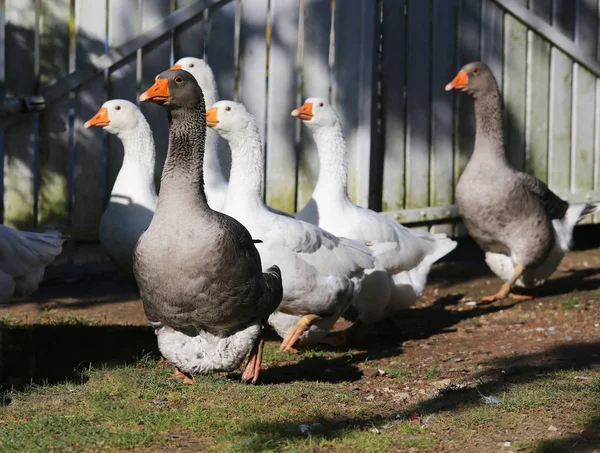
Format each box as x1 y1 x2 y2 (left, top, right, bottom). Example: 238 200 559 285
560 297 581 310
0 339 598 452
38 311 99 326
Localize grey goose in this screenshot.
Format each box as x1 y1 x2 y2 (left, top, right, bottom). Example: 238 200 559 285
446 61 598 303
134 69 283 383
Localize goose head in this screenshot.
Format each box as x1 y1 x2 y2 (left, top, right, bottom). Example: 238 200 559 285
84 100 145 136
445 62 497 98
171 57 216 95
140 69 205 111
291 97 338 128
205 101 254 141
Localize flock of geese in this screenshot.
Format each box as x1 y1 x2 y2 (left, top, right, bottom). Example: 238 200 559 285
0 59 597 384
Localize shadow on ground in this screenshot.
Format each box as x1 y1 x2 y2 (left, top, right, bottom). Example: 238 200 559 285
242 342 600 450
0 324 158 393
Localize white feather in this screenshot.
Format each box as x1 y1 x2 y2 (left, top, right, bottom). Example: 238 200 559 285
295 97 457 323
0 226 65 303
210 101 378 344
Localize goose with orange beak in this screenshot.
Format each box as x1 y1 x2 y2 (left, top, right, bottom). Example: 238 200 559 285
292 97 457 328
84 100 158 285
134 69 283 384
444 70 468 92
84 107 110 128
446 61 598 303
291 101 314 121
206 100 384 352
168 57 229 211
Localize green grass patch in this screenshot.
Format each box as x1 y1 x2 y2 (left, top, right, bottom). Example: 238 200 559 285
560 296 580 310
0 345 598 452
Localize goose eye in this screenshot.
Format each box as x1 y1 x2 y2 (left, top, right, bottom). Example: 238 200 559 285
189 63 195 68
319 102 324 107
175 76 183 83
225 106 231 112
472 68 478 74
115 106 121 111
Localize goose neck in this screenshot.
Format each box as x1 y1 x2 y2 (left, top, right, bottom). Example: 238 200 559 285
111 125 157 200
311 122 349 201
204 128 226 186
159 107 209 207
117 123 156 176
225 123 264 205
472 89 507 163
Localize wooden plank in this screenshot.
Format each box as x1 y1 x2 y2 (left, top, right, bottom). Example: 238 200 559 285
381 0 407 212
552 0 575 39
595 77 600 224
0 0 5 223
237 0 268 197
503 0 527 170
548 50 572 195
454 0 481 183
72 0 107 244
405 0 432 210
141 0 172 191
571 0 597 223
205 0 236 100
526 0 551 182
3 0 36 229
481 0 503 88
454 0 481 237
297 0 332 210
547 1 574 196
333 0 378 207
205 0 237 177
596 0 600 224
264 0 299 212
430 0 456 235
174 0 205 59
38 0 70 229
107 0 140 205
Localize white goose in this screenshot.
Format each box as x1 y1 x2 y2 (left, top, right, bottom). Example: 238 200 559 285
85 100 158 284
0 225 65 304
207 101 385 350
293 97 457 324
171 57 228 211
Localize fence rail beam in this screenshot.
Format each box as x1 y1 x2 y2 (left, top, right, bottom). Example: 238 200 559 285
42 0 234 105
491 0 600 77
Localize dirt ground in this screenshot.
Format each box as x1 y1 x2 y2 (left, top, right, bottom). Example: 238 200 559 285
1 232 599 451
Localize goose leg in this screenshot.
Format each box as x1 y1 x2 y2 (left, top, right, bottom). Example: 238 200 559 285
279 314 322 352
156 357 171 367
242 337 265 384
479 264 526 304
173 367 194 385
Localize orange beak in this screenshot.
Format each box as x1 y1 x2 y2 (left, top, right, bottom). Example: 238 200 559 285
170 64 182 70
140 78 170 104
206 107 219 127
445 71 468 91
291 102 314 120
84 107 110 129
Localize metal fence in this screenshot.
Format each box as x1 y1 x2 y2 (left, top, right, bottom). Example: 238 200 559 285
1 0 600 264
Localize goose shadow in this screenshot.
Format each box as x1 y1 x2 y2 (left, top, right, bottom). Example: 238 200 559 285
245 294 518 385
0 324 158 393
534 267 600 298
229 353 365 385
332 294 519 360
